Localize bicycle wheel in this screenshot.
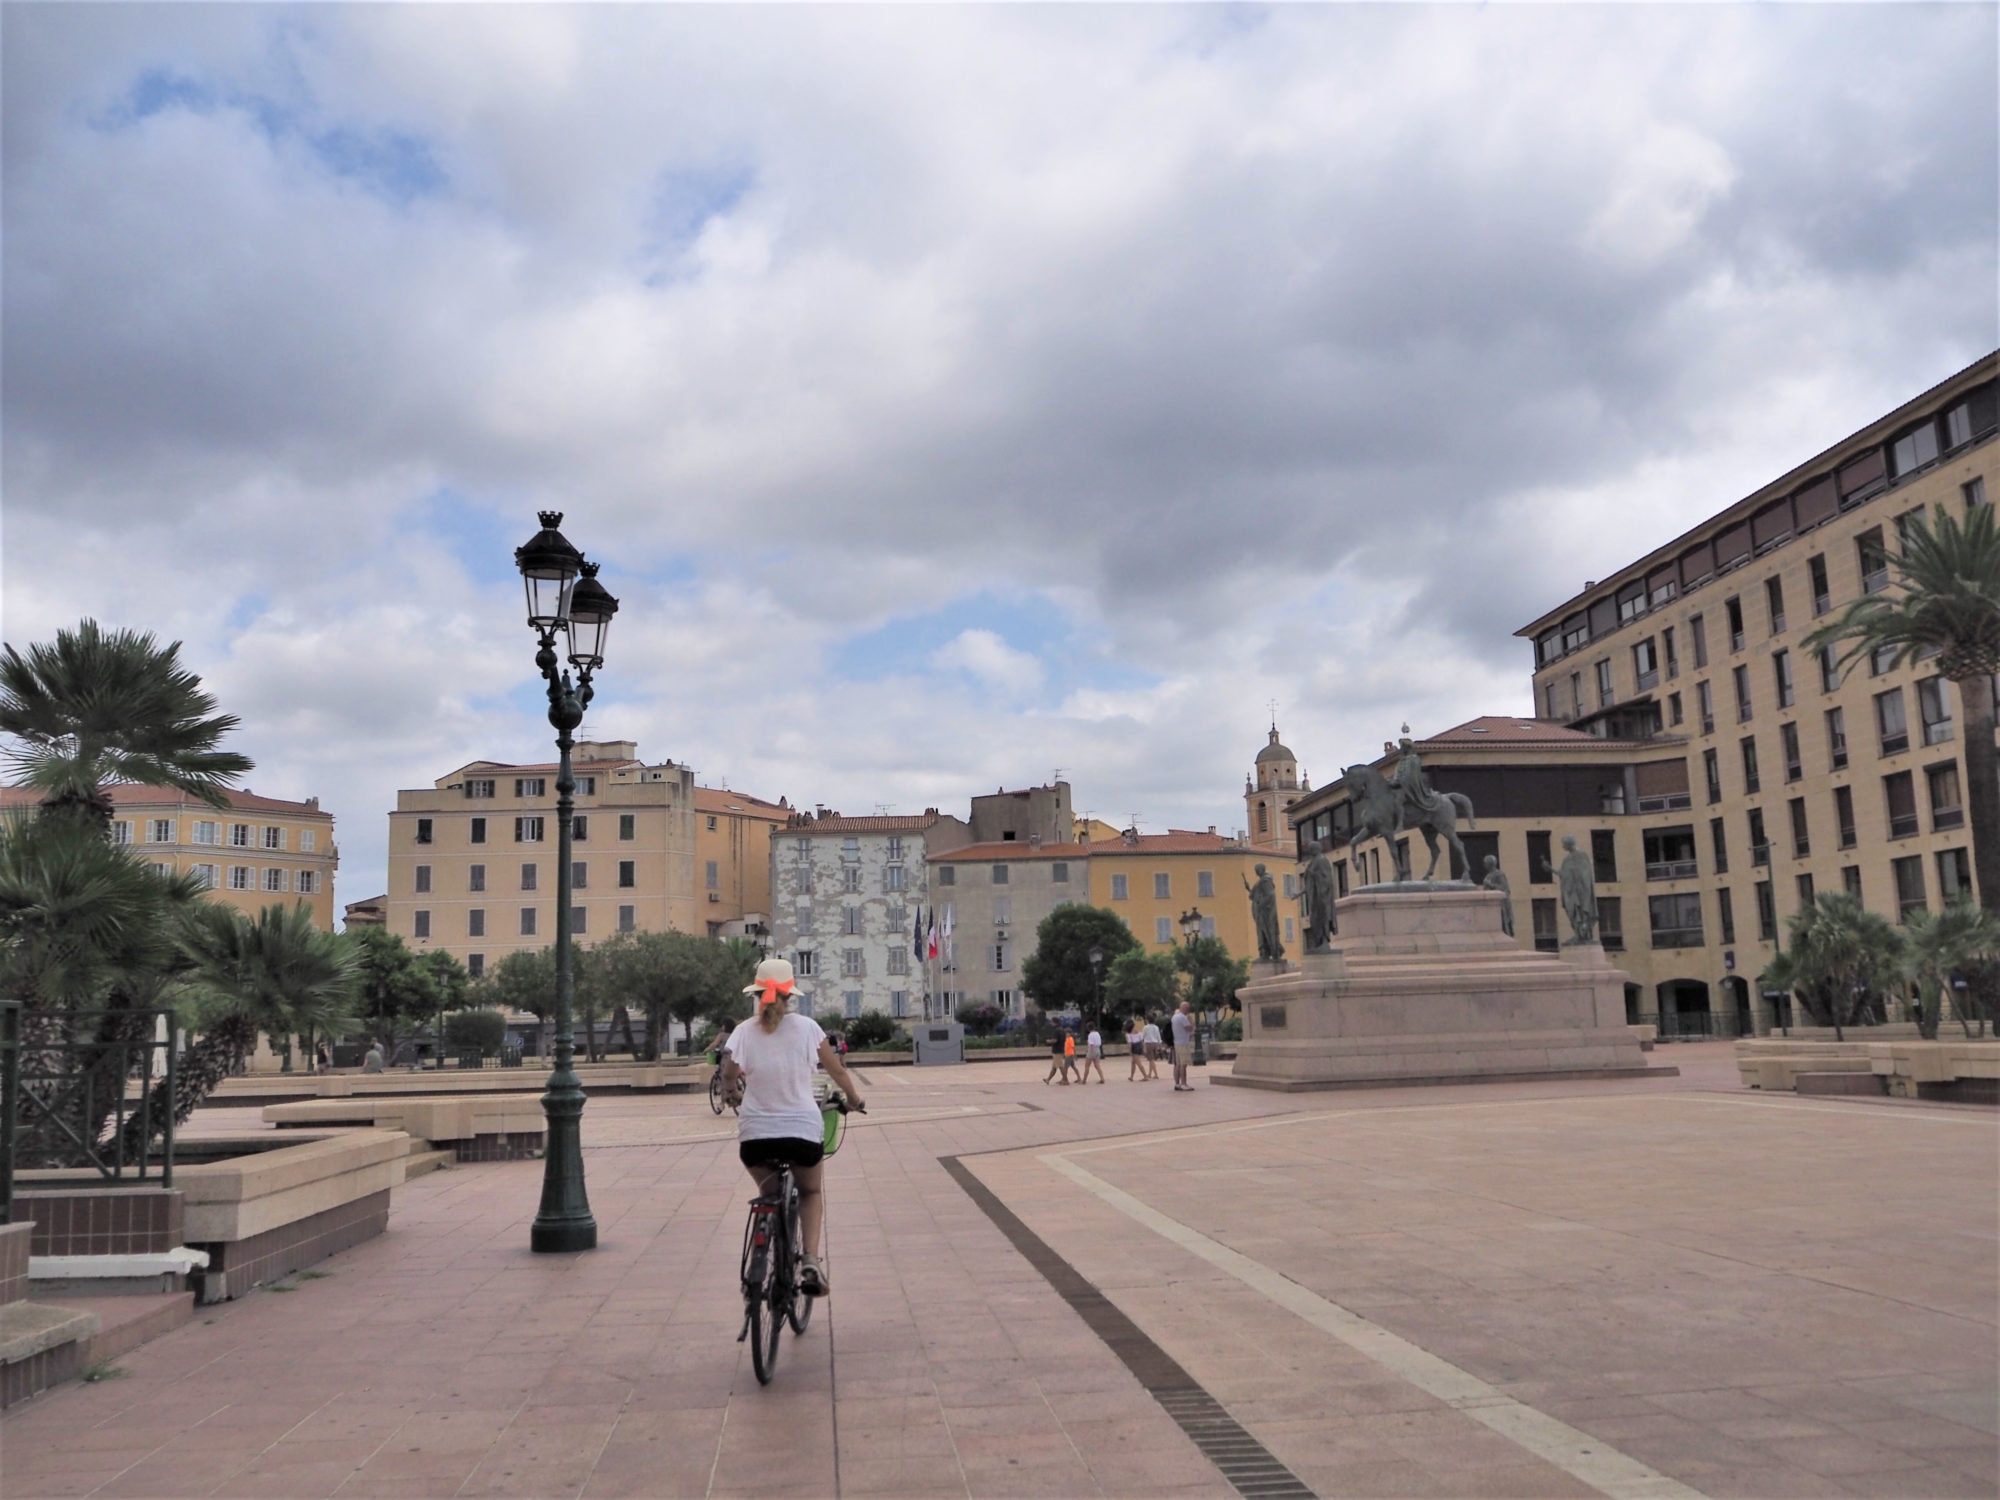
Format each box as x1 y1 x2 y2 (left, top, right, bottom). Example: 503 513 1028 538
709 1070 725 1116
753 1247 784 1382
785 1186 813 1335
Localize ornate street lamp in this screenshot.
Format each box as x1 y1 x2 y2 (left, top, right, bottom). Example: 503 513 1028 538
1087 943 1105 1030
1180 907 1208 1065
514 511 619 1254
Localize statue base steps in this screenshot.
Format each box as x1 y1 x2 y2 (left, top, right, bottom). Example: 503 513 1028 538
1220 889 1668 1092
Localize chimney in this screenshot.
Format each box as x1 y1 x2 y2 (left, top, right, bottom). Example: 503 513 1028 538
1207 825 1216 836
1028 833 1042 848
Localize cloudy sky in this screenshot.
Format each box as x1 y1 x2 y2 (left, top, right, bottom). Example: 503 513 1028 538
4 3 1995 915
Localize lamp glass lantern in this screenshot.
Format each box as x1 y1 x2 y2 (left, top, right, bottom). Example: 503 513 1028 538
515 511 585 629
565 563 620 668
1180 907 1203 944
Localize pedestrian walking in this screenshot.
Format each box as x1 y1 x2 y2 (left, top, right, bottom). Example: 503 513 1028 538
1126 1017 1147 1080
1044 1030 1072 1085
1171 1002 1196 1091
1141 1017 1163 1080
1080 1027 1106 1083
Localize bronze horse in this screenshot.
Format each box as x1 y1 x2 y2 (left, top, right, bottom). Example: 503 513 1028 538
1340 764 1476 883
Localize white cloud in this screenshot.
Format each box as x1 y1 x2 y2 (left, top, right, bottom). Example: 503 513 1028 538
1 4 1993 912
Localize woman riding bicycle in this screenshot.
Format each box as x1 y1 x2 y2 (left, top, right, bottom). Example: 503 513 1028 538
721 958 865 1297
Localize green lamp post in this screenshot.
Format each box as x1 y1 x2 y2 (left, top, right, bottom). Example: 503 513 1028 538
515 512 619 1254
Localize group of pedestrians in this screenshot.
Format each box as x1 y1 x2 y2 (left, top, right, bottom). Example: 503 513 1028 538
1043 1001 1199 1091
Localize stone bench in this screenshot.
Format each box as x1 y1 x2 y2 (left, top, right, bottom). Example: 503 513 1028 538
263 1094 545 1162
1867 1041 2000 1102
1743 1054 1874 1091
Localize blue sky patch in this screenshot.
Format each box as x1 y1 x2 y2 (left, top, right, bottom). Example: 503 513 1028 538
830 591 1157 701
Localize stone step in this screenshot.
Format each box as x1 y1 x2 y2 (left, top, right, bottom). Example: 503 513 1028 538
403 1149 455 1179
46 1292 196 1365
1794 1071 1887 1097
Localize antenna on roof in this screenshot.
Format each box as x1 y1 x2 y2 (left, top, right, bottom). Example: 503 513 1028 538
1127 813 1142 832
1051 767 1066 785
874 803 893 817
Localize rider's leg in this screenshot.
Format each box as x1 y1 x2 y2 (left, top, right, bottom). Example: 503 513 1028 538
794 1160 826 1258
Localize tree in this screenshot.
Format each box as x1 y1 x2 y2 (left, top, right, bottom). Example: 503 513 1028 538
845 1011 900 1050
0 812 208 1167
139 902 359 1142
1806 502 2000 914
0 619 253 833
1903 899 2000 1039
1103 949 1181 1023
955 1001 1003 1036
444 1007 509 1057
347 925 441 1055
475 946 557 1051
592 930 753 1059
1174 935 1250 1016
1020 905 1137 1024
1763 892 1905 1041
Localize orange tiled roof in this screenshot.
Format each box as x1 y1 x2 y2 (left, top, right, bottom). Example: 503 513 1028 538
1086 831 1251 856
930 840 1084 863
1 784 333 819
695 786 790 816
784 813 946 834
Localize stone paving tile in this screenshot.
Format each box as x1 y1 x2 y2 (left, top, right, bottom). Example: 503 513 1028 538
3 1046 1994 1500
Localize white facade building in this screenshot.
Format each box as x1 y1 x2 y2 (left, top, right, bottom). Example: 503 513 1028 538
768 810 972 1021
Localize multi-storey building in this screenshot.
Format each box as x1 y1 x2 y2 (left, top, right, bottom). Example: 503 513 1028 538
1287 354 1999 1037
343 894 386 929
2 784 341 928
384 741 702 976
768 809 973 1021
1085 827 1300 961
694 786 792 935
929 838 1086 1020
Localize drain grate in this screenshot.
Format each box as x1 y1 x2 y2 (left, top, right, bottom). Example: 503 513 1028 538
943 1156 1318 1500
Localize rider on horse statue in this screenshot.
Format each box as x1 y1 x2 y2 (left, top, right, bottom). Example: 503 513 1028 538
1389 726 1444 828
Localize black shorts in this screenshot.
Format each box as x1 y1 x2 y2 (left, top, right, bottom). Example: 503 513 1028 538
740 1137 824 1170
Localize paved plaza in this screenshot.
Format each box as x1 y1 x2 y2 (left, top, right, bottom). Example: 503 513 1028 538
2 1047 1994 1500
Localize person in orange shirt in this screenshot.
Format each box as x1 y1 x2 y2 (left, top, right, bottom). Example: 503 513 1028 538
1062 1030 1078 1084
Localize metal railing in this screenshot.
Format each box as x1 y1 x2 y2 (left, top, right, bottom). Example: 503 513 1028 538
1631 1010 1752 1040
1646 859 1699 881
1647 927 1706 949
2 1006 176 1223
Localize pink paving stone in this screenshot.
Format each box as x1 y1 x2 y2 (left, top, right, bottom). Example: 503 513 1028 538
0 1046 1991 1500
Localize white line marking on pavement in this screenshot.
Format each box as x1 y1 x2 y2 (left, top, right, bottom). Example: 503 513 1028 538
1040 1151 1706 1500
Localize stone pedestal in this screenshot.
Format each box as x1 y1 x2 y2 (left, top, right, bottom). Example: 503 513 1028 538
1220 888 1663 1091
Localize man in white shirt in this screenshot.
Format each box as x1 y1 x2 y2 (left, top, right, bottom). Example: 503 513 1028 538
1170 1002 1196 1091
1140 1019 1163 1080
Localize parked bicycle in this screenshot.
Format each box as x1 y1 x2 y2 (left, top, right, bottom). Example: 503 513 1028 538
737 1085 862 1384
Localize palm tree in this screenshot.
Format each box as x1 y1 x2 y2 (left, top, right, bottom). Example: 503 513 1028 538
1902 899 2000 1039
1769 892 1906 1041
0 812 207 1167
0 619 253 832
1806 502 2000 914
136 902 360 1142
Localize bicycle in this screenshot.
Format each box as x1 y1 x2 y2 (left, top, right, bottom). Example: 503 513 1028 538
708 1056 737 1116
736 1087 863 1385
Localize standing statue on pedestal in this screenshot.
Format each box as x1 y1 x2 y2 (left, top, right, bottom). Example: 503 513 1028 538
1301 840 1336 953
1340 726 1476 884
1243 863 1284 962
1541 835 1599 945
1481 855 1514 938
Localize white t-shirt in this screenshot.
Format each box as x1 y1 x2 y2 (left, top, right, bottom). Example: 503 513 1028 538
1142 1023 1161 1046
1171 1011 1194 1046
725 1012 827 1142
1086 1030 1102 1051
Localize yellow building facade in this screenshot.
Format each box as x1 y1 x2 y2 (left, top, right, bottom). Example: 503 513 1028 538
694 786 792 934
1083 830 1302 962
0 784 341 929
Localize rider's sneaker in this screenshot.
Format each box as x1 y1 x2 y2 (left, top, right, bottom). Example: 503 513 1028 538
800 1255 830 1297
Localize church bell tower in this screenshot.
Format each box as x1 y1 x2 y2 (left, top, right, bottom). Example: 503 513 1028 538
1245 723 1306 853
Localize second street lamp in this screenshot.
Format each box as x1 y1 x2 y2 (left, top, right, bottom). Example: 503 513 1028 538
515 511 619 1255
1179 906 1208 1065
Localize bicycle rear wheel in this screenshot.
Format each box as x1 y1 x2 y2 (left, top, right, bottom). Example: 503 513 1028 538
709 1071 725 1115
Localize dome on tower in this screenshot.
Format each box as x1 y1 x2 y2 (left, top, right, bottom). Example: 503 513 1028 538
1254 726 1295 765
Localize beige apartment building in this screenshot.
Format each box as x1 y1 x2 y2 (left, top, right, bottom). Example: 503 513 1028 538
2 784 341 929
694 786 792 935
385 741 691 976
1292 356 1998 1035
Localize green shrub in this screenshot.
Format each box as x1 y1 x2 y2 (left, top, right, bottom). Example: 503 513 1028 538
955 1002 1004 1036
443 1008 508 1057
844 1010 902 1050
1214 1016 1243 1042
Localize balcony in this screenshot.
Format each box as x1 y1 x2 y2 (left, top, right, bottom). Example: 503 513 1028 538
1932 807 1965 832
1636 669 1660 692
1701 716 1716 735
1649 926 1706 949
1923 719 1956 746
1862 569 1890 595
1839 824 1857 848
1889 814 1920 838
1881 732 1909 756
1636 793 1693 813
1813 592 1832 616
1793 838 1811 859
1645 860 1699 881
1831 746 1849 770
